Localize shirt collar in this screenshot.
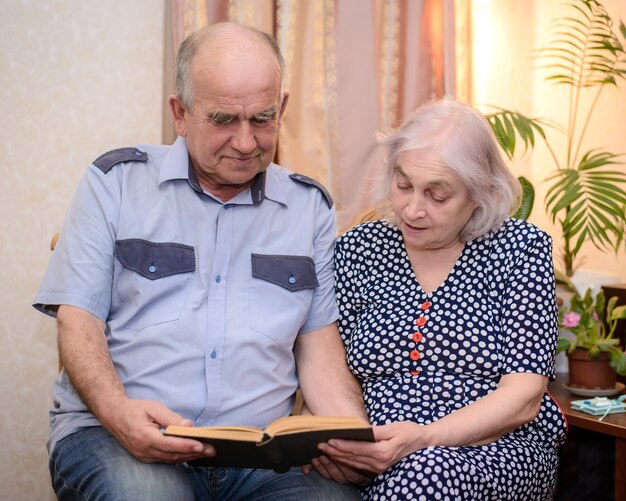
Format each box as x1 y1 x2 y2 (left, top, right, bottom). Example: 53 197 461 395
159 137 288 206
159 136 194 187
262 163 288 206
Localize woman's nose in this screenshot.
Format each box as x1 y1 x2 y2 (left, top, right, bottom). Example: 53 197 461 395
405 197 427 220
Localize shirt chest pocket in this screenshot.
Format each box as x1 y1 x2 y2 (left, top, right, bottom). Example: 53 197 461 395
112 239 195 331
249 254 318 346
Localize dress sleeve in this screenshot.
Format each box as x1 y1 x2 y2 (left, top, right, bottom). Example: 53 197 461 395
334 229 364 346
499 229 558 379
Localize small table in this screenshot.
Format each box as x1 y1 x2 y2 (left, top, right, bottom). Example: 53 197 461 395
548 373 626 501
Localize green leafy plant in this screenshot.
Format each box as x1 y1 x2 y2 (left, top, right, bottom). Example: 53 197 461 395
557 287 626 375
485 108 548 220
485 0 626 277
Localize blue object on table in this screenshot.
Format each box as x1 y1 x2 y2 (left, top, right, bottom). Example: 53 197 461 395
571 395 626 419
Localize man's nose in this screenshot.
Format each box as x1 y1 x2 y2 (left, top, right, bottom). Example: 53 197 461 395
231 122 256 154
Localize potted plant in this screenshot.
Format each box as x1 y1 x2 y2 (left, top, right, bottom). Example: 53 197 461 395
557 287 626 389
484 0 626 279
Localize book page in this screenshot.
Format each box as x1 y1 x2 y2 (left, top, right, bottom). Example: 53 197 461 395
265 415 369 436
165 425 265 442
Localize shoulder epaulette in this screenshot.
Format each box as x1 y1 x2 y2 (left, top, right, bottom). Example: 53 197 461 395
92 147 148 174
289 173 334 208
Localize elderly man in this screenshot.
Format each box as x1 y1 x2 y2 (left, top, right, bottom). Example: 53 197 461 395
35 22 366 500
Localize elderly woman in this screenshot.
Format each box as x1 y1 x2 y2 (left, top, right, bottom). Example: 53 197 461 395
319 100 567 500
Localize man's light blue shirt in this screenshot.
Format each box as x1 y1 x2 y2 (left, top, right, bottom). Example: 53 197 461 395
34 137 339 453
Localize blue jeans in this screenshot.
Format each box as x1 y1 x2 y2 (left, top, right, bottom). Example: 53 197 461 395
49 427 362 500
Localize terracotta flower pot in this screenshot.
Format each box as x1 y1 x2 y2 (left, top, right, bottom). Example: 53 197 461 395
567 349 617 390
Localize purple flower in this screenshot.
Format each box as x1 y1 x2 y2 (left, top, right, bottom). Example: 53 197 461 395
562 312 581 328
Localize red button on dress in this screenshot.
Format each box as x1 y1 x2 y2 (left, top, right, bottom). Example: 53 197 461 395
410 349 420 361
412 332 423 343
415 317 427 327
410 370 420 376
421 301 432 310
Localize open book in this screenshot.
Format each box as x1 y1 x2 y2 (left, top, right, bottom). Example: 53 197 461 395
164 415 374 472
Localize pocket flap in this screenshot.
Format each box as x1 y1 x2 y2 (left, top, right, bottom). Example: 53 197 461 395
115 239 195 280
251 254 318 292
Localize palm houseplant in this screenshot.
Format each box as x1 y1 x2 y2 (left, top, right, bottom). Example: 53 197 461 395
486 0 626 278
484 0 626 387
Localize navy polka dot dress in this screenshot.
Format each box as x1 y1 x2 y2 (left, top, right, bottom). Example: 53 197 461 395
335 219 567 501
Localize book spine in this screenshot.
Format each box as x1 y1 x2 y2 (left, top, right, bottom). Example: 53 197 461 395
259 434 290 473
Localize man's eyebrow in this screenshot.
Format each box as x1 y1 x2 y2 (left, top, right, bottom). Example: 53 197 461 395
206 110 235 122
252 106 279 120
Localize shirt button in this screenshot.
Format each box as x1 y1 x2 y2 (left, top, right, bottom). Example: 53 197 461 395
410 350 420 361
148 264 157 273
415 317 427 327
412 332 423 343
215 275 221 283
288 276 296 284
421 301 432 310
210 350 217 359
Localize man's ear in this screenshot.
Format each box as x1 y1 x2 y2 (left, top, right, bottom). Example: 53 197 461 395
278 92 289 124
169 95 188 137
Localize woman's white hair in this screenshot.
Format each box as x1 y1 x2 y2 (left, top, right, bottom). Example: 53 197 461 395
383 100 521 241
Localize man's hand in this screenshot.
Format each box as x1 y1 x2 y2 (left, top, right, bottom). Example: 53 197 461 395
105 398 215 464
56 306 216 464
306 456 375 487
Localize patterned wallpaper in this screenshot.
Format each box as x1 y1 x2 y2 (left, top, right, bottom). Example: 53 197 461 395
0 1 165 498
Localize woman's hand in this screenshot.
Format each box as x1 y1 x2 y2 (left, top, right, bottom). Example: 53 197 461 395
318 421 426 474
318 374 548 475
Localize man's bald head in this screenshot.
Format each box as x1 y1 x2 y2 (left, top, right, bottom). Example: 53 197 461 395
175 22 284 111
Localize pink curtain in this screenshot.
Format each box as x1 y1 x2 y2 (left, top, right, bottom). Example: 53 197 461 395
167 0 463 229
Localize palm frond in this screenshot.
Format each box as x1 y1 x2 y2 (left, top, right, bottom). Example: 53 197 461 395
484 108 547 160
578 149 622 170
513 177 535 220
538 1 626 88
546 148 626 256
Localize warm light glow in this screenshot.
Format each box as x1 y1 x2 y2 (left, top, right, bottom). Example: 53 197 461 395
470 0 495 111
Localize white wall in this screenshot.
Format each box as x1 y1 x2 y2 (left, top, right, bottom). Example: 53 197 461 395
0 1 165 498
